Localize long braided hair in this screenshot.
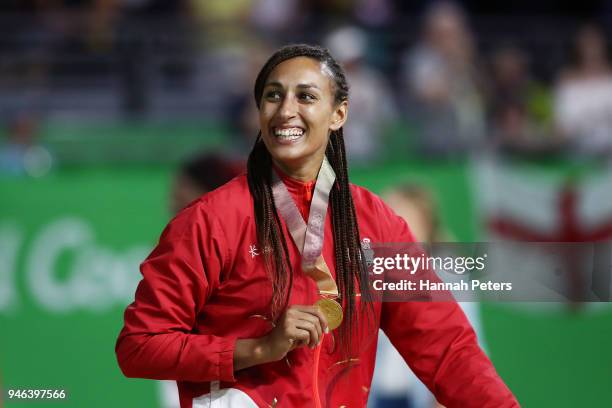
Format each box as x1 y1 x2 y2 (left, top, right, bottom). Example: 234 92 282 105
247 44 373 355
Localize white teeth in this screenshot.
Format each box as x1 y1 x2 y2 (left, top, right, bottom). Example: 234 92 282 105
274 127 304 138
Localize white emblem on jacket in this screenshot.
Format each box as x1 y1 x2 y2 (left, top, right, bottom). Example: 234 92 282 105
248 244 259 258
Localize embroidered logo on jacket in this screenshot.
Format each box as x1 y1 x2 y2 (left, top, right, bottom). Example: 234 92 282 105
248 244 260 258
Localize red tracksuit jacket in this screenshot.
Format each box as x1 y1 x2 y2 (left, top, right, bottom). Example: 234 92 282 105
116 172 519 408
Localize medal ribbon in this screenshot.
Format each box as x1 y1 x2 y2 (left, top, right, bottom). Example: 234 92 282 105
271 157 338 297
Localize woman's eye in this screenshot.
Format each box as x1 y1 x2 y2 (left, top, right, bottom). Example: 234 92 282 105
300 93 316 102
265 90 282 101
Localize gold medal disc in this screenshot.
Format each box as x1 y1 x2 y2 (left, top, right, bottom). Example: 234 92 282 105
315 298 343 331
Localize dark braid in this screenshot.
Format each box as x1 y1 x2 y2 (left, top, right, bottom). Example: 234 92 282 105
326 127 374 355
247 136 294 317
247 44 374 356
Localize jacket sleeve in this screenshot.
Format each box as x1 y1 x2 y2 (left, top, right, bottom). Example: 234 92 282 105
115 202 236 383
377 203 519 407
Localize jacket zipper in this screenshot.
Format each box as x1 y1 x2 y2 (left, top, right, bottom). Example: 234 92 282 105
313 333 324 408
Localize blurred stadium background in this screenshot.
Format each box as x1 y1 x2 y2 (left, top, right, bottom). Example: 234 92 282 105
1 1 612 407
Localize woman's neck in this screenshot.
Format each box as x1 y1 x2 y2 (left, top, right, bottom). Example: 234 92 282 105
272 157 323 182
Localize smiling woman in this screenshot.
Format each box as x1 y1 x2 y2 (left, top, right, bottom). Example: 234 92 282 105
116 44 519 408
258 56 347 181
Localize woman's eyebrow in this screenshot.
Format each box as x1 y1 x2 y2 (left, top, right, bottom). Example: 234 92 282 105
264 81 320 90
297 83 320 90
264 81 283 88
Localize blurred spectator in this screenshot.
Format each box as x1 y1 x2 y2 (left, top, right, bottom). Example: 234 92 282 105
186 1 256 121
370 183 486 408
353 0 394 28
401 1 485 158
554 23 612 156
169 152 244 215
0 113 53 177
384 185 448 242
249 0 302 38
486 45 560 155
488 45 552 129
325 26 397 163
189 0 251 48
490 101 544 155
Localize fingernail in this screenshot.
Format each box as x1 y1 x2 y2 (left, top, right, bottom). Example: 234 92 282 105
325 327 329 334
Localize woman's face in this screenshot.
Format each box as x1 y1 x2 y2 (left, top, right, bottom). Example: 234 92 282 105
258 56 347 177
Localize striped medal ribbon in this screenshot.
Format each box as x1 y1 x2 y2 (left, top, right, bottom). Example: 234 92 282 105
271 157 343 330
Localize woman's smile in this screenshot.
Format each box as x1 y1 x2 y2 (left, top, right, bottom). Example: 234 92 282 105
271 126 306 144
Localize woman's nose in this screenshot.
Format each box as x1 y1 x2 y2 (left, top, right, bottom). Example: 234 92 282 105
278 95 298 119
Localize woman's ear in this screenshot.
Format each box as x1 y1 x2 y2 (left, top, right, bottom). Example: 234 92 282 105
330 101 348 131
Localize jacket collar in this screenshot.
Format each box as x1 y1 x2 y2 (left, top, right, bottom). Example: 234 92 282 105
272 164 316 220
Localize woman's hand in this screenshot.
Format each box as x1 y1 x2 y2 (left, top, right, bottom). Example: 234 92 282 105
264 305 329 360
233 305 328 372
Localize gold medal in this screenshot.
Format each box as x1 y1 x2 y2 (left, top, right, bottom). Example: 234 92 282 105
315 298 343 331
